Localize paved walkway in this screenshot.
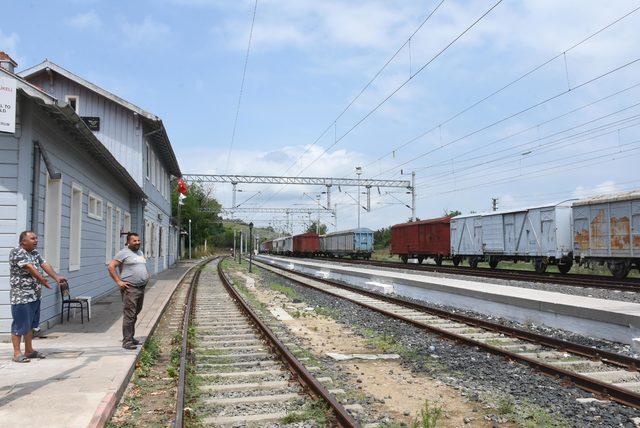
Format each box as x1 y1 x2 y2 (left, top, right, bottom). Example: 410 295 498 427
0 261 198 427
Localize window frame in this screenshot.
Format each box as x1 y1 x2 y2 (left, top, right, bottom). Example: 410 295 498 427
69 183 83 271
88 192 103 220
114 207 122 252
44 175 63 271
145 142 150 180
105 203 113 264
65 95 79 114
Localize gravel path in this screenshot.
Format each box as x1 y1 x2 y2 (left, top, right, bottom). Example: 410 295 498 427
256 268 640 428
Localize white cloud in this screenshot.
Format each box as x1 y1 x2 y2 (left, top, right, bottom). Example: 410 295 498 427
0 29 19 58
68 11 102 29
572 180 620 199
120 16 171 47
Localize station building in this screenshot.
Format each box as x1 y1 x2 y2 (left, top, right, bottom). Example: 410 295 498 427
0 53 181 334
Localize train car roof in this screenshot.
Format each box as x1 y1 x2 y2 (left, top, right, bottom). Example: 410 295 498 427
292 232 319 238
572 189 640 206
323 228 374 237
391 216 451 229
452 200 573 219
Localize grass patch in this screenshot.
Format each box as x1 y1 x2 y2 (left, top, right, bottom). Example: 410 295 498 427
484 394 569 428
314 306 341 319
137 336 160 378
281 400 332 424
269 283 301 300
410 400 443 428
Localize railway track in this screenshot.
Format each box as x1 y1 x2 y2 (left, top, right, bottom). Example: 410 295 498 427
252 258 640 410
312 256 640 291
174 258 358 427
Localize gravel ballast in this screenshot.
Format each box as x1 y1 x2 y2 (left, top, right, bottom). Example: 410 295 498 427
256 267 640 427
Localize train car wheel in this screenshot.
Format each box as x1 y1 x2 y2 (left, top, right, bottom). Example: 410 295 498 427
557 260 573 274
608 261 631 280
469 257 479 268
417 256 424 264
488 257 499 269
401 255 408 264
452 256 461 267
534 259 548 274
434 255 443 266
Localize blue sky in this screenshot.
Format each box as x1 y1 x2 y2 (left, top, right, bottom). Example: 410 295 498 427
4 0 640 232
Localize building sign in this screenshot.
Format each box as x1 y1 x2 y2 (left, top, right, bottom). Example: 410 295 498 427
82 116 100 131
0 75 17 134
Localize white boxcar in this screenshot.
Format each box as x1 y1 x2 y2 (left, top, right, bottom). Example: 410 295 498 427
451 202 573 272
572 189 640 278
273 236 293 254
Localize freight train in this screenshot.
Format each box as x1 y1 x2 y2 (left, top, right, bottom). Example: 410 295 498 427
260 228 375 259
391 190 640 279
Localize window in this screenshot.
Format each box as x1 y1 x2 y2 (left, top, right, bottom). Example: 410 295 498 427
123 211 131 233
105 203 113 263
114 208 122 252
159 226 164 257
145 142 150 179
151 151 156 187
69 184 82 271
65 95 79 113
88 193 103 220
144 220 151 257
44 176 63 270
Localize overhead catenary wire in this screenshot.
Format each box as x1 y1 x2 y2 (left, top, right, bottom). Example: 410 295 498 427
364 4 640 170
411 82 640 173
293 0 504 177
374 57 640 177
224 0 259 174
256 0 502 208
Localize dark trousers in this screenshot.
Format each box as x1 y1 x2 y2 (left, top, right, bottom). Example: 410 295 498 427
120 286 145 345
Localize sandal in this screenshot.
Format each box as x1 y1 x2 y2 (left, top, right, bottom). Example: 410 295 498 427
12 355 30 363
26 351 46 359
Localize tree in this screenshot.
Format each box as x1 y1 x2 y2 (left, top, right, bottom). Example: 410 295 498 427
443 209 462 217
171 182 233 249
373 227 392 250
306 221 327 235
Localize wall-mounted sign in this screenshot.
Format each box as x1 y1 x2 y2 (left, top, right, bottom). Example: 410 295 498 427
82 116 100 131
0 75 17 134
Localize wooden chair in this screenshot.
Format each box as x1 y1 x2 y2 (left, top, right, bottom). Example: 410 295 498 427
60 282 90 324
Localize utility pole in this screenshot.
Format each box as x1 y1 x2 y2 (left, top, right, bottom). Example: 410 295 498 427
239 231 243 264
316 194 320 234
249 223 253 273
233 229 237 261
411 171 416 222
492 197 498 211
188 219 192 259
356 166 362 229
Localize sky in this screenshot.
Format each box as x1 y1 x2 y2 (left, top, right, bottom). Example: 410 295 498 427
4 0 640 233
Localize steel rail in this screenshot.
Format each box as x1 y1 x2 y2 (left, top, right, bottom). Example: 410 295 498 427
253 258 640 409
174 261 207 428
216 259 359 427
313 257 640 291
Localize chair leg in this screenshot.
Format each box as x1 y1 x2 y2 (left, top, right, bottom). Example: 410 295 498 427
61 306 64 324
67 304 70 321
81 305 84 324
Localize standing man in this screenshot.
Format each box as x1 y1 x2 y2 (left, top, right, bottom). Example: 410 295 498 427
107 232 149 350
9 231 67 362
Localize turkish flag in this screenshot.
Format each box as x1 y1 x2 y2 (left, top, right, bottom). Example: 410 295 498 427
177 178 188 195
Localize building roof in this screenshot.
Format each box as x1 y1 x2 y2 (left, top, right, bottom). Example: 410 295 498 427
0 67 144 197
0 51 18 66
18 59 181 177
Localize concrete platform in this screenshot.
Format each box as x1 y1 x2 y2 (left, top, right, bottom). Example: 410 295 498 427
0 260 198 428
259 256 640 345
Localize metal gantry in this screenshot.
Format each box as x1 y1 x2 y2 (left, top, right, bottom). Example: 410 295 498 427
182 173 415 220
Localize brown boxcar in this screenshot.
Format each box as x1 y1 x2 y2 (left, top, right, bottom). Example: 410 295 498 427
390 217 451 265
292 232 320 256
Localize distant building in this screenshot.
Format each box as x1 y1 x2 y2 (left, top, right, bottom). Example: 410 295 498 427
19 59 182 275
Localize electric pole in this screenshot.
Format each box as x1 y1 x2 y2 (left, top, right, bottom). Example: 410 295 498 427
492 197 498 211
